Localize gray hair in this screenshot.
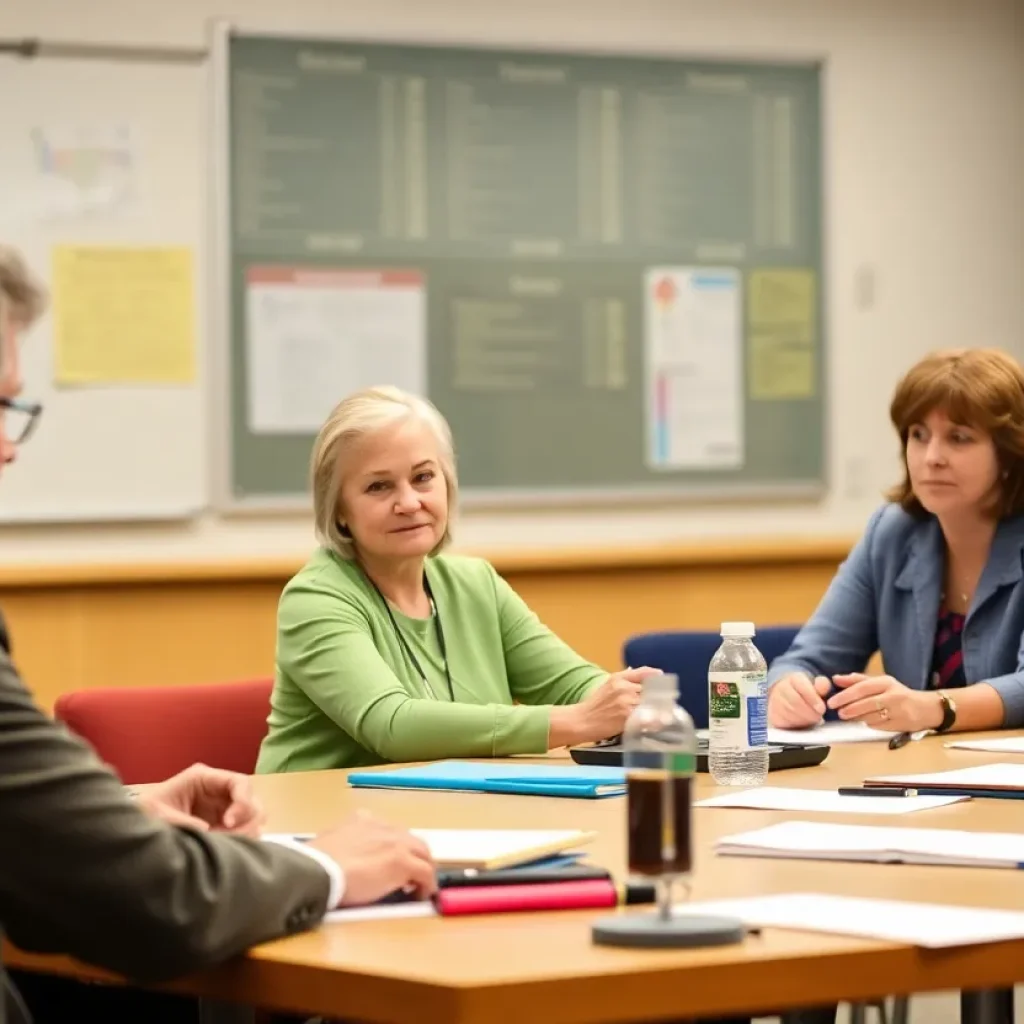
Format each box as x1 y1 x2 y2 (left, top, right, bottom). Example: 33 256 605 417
311 385 458 560
0 246 48 327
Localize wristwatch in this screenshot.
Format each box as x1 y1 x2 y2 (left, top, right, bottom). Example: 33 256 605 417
934 690 957 733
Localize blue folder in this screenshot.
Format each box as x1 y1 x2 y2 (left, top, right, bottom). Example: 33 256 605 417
347 759 627 798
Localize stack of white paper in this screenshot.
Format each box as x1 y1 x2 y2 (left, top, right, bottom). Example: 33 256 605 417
324 902 436 924
716 819 1024 869
409 828 595 869
766 722 894 746
865 762 1024 792
672 893 1024 948
264 827 595 869
696 787 968 815
944 736 1024 755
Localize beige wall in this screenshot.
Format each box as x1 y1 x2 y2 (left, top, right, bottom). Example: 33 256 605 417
2 539 852 709
0 0 1019 567
0 1 1016 706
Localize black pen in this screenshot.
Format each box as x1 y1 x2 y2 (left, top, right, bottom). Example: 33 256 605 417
888 729 929 750
438 865 611 888
837 786 918 797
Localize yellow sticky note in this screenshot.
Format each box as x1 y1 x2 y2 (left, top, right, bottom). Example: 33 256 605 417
52 245 196 385
750 334 815 399
748 269 815 329
748 269 817 399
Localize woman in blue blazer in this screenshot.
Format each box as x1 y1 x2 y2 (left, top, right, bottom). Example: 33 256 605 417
768 347 1024 736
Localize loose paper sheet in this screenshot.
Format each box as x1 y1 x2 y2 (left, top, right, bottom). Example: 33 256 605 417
696 786 968 815
867 762 1024 789
944 737 1024 755
673 893 1024 949
767 722 894 745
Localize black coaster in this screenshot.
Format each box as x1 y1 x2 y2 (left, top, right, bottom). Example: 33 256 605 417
592 912 747 949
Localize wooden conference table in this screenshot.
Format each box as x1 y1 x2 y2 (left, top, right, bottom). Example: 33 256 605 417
8 733 1024 1023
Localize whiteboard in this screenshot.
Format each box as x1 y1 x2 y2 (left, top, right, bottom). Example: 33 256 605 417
0 54 206 522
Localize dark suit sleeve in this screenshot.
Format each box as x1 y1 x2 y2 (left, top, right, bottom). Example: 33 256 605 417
0 651 331 983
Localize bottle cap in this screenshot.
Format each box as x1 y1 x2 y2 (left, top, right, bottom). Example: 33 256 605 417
641 672 679 697
721 621 755 637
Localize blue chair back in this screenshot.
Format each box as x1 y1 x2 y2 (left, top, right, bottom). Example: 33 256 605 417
622 626 801 729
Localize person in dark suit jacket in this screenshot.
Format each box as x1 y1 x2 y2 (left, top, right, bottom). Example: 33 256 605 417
769 347 1024 736
0 249 438 1024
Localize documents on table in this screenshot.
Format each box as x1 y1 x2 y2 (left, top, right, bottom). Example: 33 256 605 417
944 736 1024 755
324 902 437 924
264 827 596 870
409 829 596 870
320 890 1024 943
766 721 894 745
715 820 1024 869
695 787 968 815
672 893 1024 949
864 762 1024 794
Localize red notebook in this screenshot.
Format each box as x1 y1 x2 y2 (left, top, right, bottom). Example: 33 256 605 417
435 879 621 916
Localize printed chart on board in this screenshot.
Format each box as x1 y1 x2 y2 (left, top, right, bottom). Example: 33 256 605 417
644 267 743 471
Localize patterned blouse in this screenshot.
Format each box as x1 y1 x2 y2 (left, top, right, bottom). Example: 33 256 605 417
930 606 967 690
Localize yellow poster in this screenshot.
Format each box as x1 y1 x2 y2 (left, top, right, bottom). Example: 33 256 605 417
52 245 196 385
747 269 816 400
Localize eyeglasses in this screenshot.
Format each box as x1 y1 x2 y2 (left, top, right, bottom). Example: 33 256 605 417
0 397 43 444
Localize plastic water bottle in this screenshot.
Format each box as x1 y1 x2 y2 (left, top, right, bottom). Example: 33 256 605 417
622 673 698 910
708 621 769 786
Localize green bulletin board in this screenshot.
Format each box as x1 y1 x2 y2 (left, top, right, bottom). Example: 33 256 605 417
215 27 825 507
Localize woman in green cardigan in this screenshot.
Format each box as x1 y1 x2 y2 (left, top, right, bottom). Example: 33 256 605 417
256 385 656 773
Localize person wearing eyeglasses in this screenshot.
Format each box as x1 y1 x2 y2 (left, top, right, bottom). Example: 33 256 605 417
0 397 42 449
0 256 43 465
0 246 438 1024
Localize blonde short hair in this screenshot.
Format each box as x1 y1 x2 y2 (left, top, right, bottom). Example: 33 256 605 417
311 385 458 559
0 246 48 328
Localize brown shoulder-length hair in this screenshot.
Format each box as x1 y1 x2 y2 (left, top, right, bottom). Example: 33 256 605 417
887 348 1024 520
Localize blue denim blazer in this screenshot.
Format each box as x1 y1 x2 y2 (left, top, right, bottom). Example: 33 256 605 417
767 502 1024 727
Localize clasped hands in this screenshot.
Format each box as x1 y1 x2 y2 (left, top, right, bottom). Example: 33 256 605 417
135 762 267 836
769 671 944 733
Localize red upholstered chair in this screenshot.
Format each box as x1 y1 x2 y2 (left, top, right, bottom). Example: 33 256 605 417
53 678 274 785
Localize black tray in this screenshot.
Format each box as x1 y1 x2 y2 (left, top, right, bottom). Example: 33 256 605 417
569 741 831 773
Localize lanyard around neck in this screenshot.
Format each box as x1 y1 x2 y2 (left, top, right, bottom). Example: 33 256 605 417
364 569 454 702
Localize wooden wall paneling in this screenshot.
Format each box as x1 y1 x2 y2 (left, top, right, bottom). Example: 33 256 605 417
0 539 855 709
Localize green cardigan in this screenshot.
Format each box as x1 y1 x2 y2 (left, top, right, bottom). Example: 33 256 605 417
255 549 606 772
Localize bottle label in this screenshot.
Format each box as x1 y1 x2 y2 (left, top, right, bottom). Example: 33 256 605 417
625 750 697 775
709 670 768 750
